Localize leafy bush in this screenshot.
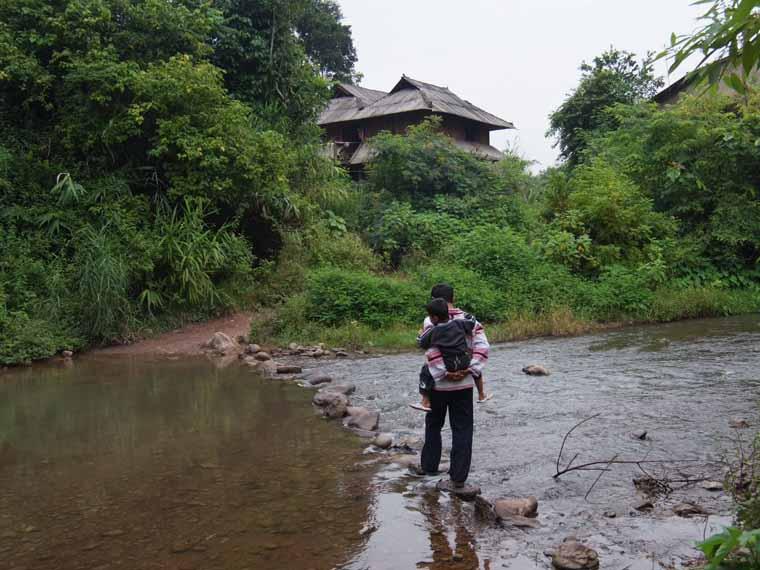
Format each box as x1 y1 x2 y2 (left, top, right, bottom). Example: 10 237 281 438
586 265 654 318
305 268 423 327
413 265 506 322
367 117 498 203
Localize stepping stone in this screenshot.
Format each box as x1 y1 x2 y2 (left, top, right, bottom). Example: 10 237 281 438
436 479 481 501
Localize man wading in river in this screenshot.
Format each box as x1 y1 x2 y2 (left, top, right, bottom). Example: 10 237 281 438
415 283 490 492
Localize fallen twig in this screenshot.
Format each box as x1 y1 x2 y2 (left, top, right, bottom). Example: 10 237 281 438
556 414 600 474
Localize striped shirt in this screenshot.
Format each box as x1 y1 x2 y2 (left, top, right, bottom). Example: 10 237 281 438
418 307 490 391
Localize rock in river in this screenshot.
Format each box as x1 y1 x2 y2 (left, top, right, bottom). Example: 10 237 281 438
203 332 237 354
312 391 348 419
551 537 600 570
673 502 707 517
373 434 393 449
344 407 380 432
729 418 751 429
276 365 302 374
307 375 332 386
493 496 538 518
522 364 550 376
319 383 356 396
254 351 272 361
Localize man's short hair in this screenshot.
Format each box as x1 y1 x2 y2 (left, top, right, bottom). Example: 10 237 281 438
430 283 454 303
426 298 449 321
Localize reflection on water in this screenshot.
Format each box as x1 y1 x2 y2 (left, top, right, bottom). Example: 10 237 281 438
2 315 760 569
0 357 376 570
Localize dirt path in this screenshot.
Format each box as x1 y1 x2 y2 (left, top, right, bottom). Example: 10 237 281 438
97 313 252 356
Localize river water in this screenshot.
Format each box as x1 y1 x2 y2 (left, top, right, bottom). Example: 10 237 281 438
1 316 759 569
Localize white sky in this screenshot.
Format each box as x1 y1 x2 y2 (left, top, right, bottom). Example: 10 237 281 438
337 0 705 171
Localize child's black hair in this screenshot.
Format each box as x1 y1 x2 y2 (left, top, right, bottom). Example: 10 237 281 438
426 297 449 321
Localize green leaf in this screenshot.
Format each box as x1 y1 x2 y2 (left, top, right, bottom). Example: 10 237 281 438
725 72 747 94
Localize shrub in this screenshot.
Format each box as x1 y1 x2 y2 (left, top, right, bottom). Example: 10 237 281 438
413 265 506 322
586 265 654 318
305 267 423 327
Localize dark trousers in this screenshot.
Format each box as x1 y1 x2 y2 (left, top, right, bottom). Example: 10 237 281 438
421 388 474 483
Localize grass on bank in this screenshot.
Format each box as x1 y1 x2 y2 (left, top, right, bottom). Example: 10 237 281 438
249 287 760 352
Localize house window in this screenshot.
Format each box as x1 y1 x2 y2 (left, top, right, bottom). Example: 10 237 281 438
464 124 479 142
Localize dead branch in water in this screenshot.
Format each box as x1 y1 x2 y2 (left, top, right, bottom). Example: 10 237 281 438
553 415 710 485
556 413 600 474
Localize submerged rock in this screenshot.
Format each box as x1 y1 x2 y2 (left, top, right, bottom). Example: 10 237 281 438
319 383 355 396
203 332 237 354
344 407 379 431
673 502 707 517
320 384 356 396
729 418 751 429
493 496 538 518
307 375 332 386
252 360 277 376
373 434 393 449
312 391 348 419
630 430 648 440
634 500 654 512
276 365 302 374
551 537 599 570
522 364 550 376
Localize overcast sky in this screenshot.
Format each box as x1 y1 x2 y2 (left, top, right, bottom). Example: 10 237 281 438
337 0 704 170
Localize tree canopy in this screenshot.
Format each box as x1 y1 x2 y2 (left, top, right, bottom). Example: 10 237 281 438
548 48 663 165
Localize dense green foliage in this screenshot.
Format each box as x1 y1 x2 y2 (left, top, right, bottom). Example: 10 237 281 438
258 94 760 344
0 0 354 363
548 49 663 165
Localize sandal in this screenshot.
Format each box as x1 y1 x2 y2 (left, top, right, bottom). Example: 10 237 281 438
476 393 494 404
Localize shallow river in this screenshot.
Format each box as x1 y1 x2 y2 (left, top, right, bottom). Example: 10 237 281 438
2 315 760 569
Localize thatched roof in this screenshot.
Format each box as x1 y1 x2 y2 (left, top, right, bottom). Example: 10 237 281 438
318 75 513 130
318 84 388 125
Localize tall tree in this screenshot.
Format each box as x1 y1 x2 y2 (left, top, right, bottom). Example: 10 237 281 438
297 0 359 83
548 48 663 165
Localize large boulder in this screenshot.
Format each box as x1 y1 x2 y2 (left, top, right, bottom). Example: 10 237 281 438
203 332 237 354
313 391 349 419
494 496 538 518
344 407 380 432
551 537 599 570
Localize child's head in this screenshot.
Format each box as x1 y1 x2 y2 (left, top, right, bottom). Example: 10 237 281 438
426 297 450 324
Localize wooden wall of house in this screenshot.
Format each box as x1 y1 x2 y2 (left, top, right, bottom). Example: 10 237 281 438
322 112 492 146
